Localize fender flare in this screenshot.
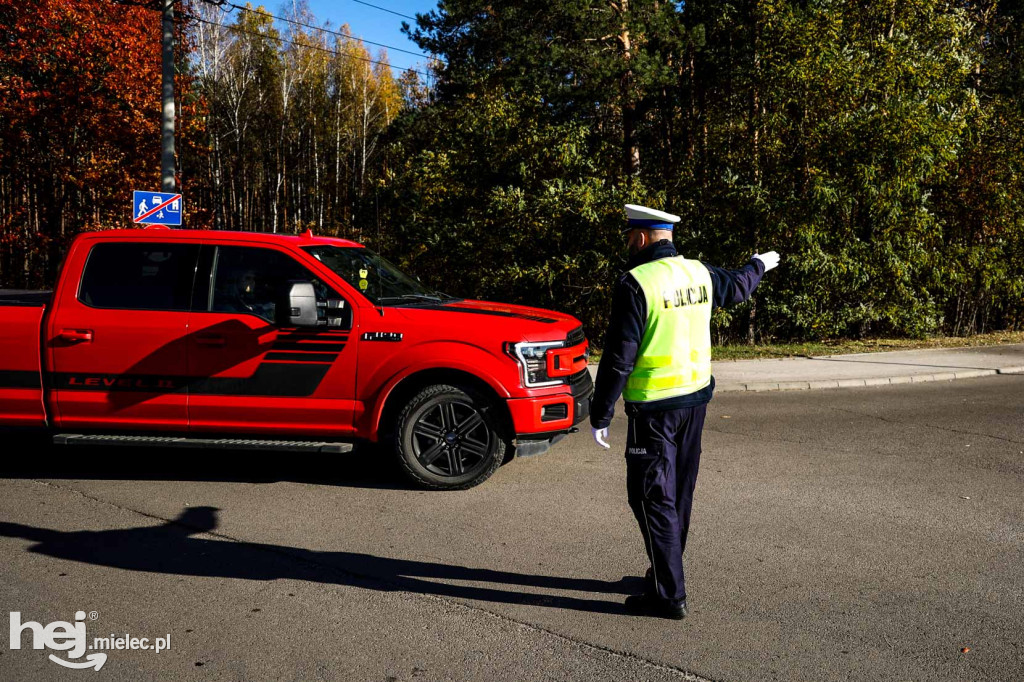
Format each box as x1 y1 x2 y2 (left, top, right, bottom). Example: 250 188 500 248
362 341 514 437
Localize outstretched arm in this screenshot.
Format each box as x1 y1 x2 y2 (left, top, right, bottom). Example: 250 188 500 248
704 251 779 309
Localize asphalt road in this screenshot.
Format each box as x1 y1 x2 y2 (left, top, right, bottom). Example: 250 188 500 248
1 375 1022 681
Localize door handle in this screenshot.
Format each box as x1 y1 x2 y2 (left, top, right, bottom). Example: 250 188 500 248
196 334 226 347
58 329 93 343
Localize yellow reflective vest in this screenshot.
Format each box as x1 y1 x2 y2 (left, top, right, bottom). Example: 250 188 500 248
623 256 713 403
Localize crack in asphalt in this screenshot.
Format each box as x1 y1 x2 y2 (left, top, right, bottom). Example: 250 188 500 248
703 425 814 447
26 478 718 682
824 406 1024 446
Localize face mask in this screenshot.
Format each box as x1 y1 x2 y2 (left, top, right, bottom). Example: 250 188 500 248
240 276 256 299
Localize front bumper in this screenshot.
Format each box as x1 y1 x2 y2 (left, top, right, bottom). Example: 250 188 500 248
507 368 593 452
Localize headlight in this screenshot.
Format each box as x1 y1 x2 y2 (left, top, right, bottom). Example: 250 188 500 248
506 341 564 388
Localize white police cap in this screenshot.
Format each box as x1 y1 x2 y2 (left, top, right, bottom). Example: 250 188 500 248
624 204 681 231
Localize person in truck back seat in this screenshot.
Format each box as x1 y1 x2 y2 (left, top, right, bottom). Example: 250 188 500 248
590 204 780 620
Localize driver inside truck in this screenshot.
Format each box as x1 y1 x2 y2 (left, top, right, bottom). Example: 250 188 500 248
217 268 276 319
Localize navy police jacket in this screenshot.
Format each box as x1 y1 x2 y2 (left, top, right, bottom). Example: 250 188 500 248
590 240 765 429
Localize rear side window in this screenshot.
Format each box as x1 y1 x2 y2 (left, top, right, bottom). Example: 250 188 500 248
78 242 200 311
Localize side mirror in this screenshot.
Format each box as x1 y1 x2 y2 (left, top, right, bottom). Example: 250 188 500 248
285 281 318 327
324 299 351 329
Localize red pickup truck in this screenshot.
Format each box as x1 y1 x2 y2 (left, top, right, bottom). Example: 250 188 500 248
0 228 592 489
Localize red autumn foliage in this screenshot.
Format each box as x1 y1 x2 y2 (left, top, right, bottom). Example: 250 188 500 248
0 0 200 286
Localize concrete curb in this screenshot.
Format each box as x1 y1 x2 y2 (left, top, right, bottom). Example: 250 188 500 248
586 364 1024 393
715 366 1024 393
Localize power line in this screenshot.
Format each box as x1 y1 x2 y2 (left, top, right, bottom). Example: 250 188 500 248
219 1 439 63
190 15 433 78
348 0 416 21
120 0 434 67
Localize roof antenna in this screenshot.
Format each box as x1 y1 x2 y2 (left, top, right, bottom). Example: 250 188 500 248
376 188 384 318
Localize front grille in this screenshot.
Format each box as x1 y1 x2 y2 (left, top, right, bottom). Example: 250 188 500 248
568 367 593 396
565 326 586 347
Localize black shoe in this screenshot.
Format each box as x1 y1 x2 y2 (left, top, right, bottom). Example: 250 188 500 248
624 593 687 620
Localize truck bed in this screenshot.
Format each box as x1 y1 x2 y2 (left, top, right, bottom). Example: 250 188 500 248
0 290 51 307
0 293 47 426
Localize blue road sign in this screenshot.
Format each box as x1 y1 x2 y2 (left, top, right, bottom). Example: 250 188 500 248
133 191 182 226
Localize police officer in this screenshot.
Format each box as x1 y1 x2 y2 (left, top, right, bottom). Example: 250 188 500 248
590 204 779 620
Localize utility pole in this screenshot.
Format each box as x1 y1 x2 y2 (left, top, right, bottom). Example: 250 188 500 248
161 0 176 191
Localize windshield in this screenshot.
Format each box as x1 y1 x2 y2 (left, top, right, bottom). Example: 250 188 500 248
303 245 453 305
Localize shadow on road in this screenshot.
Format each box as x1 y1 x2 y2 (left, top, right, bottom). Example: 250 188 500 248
0 507 637 616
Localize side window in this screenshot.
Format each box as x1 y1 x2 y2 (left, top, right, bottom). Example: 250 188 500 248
78 242 199 311
209 246 345 325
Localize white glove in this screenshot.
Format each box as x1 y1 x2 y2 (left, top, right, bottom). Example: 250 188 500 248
753 251 780 272
592 427 610 449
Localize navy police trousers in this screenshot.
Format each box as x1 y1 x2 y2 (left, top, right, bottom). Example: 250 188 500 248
625 403 707 605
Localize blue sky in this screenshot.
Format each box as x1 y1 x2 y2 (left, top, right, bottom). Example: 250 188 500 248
302 0 440 73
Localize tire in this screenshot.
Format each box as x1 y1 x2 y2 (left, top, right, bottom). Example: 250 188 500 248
392 383 506 490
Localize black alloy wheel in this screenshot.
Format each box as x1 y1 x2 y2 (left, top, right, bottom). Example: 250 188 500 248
394 384 506 490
